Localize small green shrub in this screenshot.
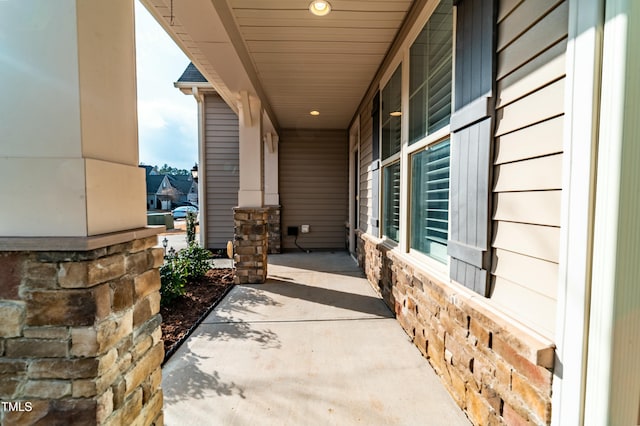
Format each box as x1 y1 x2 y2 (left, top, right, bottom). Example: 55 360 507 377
180 244 211 279
160 244 212 307
160 252 189 305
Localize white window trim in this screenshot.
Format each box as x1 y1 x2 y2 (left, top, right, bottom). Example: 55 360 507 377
406 126 451 156
381 152 401 168
409 247 449 278
380 236 399 250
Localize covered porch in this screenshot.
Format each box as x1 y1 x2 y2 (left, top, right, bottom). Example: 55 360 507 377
162 251 470 425
2 0 640 424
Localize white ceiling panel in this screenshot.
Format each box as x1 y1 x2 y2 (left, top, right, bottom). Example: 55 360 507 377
227 0 413 129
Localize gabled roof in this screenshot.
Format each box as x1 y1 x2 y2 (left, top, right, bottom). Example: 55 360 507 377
177 63 208 84
167 175 194 195
146 175 167 194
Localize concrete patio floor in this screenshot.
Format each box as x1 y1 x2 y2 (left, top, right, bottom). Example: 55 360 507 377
162 252 470 425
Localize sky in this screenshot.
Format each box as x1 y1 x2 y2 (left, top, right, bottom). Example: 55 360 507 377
135 0 198 171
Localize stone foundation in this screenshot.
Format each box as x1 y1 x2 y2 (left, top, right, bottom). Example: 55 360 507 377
233 207 268 284
357 232 555 425
265 206 281 254
0 234 164 425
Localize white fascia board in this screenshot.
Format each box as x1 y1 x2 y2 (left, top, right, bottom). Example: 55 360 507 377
173 82 215 96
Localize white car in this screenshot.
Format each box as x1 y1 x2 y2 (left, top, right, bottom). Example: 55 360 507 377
171 206 198 220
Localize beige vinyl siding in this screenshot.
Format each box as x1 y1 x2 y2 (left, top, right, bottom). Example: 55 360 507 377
204 94 239 249
496 0 565 52
493 191 561 227
491 0 568 338
280 129 348 250
497 0 523 22
359 96 374 235
493 222 560 263
494 79 565 136
496 0 568 80
494 154 562 192
495 115 564 164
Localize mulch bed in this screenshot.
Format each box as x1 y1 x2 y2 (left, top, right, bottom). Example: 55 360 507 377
160 268 235 361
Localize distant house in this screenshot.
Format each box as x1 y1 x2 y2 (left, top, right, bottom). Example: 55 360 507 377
141 165 197 210
167 175 198 206
144 174 174 210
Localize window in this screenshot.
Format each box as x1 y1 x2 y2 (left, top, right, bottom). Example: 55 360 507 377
381 66 402 160
409 0 453 144
381 65 402 241
410 140 450 263
376 0 453 255
383 161 401 241
408 0 453 263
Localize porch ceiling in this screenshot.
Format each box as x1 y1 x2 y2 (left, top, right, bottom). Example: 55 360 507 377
140 0 414 131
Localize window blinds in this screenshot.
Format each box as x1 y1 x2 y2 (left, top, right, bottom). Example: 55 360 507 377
411 140 450 262
383 162 401 241
409 0 453 144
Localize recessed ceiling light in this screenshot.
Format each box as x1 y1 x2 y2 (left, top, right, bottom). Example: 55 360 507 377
309 0 331 16
310 110 320 116
390 111 402 117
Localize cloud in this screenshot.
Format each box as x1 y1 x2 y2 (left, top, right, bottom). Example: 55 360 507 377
135 0 197 171
139 123 197 170
138 99 196 131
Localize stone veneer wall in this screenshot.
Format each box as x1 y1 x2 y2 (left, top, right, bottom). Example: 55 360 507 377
357 232 555 425
233 207 268 284
266 206 281 254
0 236 164 425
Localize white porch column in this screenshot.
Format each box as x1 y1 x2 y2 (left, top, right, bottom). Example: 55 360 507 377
0 0 146 238
192 87 208 248
237 92 264 208
263 131 281 253
263 132 279 206
585 0 640 424
0 3 163 425
234 92 268 283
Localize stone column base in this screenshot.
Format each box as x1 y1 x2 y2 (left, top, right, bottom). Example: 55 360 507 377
233 207 268 284
0 231 164 425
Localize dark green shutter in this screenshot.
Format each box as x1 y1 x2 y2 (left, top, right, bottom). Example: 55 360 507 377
370 92 381 234
448 0 496 296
